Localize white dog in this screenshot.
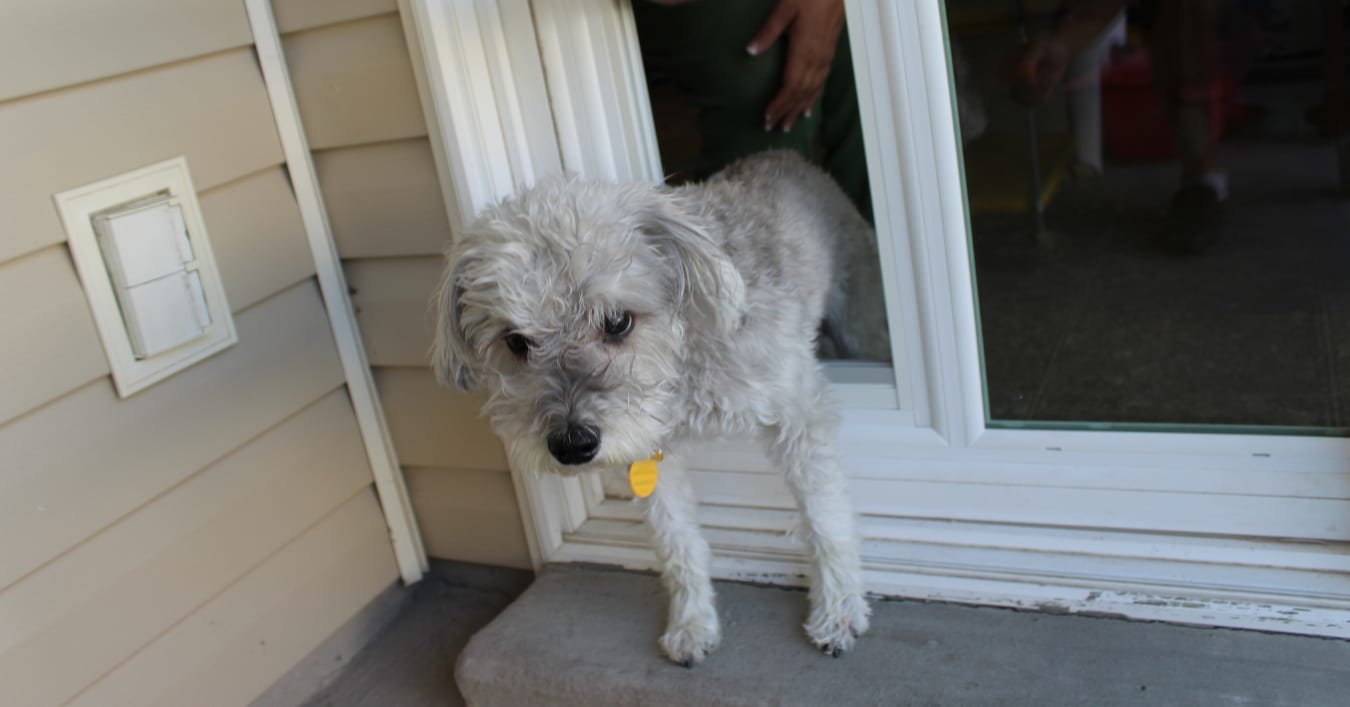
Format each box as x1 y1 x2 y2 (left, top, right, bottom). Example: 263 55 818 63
433 151 885 666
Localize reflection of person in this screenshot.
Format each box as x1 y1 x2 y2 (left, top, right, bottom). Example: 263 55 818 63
1015 0 1240 253
633 0 872 220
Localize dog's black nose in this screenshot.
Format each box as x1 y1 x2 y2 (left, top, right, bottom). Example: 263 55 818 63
547 423 600 465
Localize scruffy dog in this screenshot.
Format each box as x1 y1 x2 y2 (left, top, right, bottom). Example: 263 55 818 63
433 151 884 665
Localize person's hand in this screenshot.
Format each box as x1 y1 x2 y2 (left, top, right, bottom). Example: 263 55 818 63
1011 37 1073 106
746 0 845 132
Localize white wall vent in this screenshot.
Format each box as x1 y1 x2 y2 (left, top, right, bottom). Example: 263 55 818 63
55 157 236 397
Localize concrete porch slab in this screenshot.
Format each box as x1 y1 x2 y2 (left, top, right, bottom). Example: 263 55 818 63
456 564 1350 706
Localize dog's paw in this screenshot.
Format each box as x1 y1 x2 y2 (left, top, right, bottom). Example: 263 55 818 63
659 616 722 667
804 592 871 657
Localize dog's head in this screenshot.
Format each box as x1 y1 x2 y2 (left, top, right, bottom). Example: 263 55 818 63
432 176 744 473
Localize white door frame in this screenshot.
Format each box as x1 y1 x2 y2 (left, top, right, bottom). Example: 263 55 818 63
401 0 1350 637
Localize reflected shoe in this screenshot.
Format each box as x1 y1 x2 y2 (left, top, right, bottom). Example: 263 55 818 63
1162 184 1225 255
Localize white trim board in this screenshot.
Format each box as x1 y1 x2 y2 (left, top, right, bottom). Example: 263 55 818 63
559 511 1350 639
245 0 427 584
400 0 1350 637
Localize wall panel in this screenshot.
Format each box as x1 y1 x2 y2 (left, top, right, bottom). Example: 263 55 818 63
317 139 451 258
0 0 252 102
68 492 397 707
375 367 506 471
0 391 372 707
0 282 344 590
347 256 442 367
273 0 398 33
282 13 426 150
0 49 284 265
406 467 531 569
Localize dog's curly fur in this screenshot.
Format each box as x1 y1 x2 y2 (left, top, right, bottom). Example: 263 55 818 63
434 151 883 665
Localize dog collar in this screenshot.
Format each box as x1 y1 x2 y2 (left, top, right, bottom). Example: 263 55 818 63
627 449 662 498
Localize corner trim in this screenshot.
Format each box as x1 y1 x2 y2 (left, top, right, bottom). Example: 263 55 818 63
245 0 428 583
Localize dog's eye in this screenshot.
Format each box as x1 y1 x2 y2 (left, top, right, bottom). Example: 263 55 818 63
602 311 634 340
503 332 531 359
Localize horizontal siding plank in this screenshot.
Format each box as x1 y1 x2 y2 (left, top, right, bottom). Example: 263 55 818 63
0 391 374 707
0 48 283 266
407 466 531 568
68 491 398 707
374 367 507 470
283 13 426 150
203 167 318 311
347 256 443 366
0 168 318 426
0 1 252 102
0 281 344 590
273 0 398 34
318 139 452 258
0 247 106 425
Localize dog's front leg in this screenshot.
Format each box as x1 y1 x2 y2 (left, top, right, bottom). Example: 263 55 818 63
640 455 720 666
767 390 871 657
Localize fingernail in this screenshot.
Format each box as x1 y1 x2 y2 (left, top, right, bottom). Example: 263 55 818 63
805 108 812 118
746 44 759 56
782 124 792 133
764 122 772 132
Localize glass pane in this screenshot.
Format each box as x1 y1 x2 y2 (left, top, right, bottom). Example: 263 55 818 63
630 0 892 365
944 0 1349 435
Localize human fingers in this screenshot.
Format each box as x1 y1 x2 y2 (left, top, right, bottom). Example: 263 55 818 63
746 0 797 57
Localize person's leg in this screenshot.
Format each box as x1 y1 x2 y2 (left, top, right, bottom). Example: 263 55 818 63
1155 0 1226 182
633 0 819 178
819 28 873 221
1153 0 1228 252
633 1 872 217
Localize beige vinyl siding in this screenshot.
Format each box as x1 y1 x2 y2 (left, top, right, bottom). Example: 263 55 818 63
0 247 107 425
68 491 396 707
280 5 529 568
282 12 426 150
202 167 319 310
0 48 283 265
0 3 399 703
274 0 397 34
377 368 505 470
406 467 533 569
0 391 381 706
317 138 451 258
0 0 253 103
0 282 344 588
346 256 441 367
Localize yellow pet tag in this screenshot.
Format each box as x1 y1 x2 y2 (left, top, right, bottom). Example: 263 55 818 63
628 450 663 498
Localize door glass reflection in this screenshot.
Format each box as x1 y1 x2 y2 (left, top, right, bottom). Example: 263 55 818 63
945 0 1350 433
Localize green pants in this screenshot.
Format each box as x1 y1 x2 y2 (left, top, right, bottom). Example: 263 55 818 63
632 0 872 221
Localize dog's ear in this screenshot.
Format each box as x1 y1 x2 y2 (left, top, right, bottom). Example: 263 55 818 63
640 192 746 335
430 246 481 391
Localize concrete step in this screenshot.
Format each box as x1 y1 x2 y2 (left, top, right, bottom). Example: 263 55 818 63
456 565 1350 706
